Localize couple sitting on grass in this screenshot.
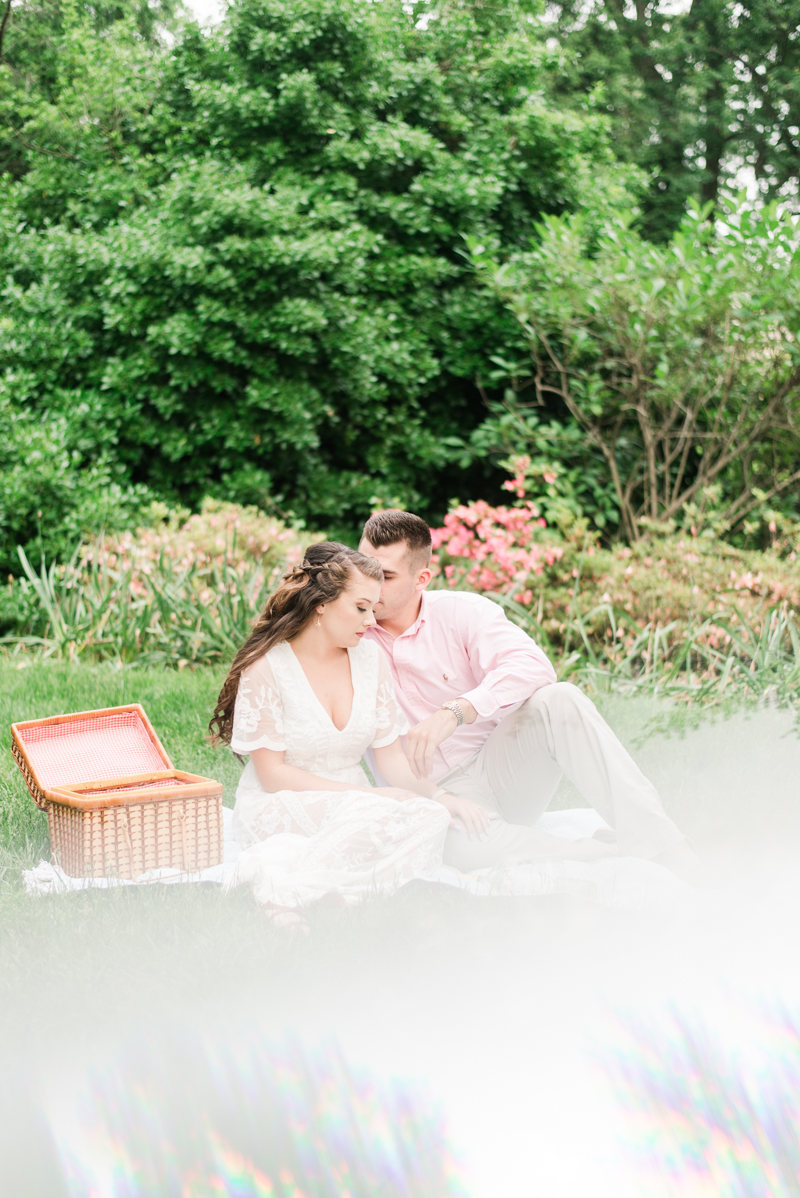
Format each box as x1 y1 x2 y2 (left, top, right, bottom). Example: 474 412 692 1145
210 510 697 919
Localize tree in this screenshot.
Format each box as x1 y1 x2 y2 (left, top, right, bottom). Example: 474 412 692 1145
549 0 800 242
470 200 800 542
0 0 629 561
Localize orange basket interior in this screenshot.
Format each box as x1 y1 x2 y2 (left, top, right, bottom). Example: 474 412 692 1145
16 709 169 791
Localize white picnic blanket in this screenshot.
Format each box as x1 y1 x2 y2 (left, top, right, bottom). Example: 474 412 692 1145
23 807 692 913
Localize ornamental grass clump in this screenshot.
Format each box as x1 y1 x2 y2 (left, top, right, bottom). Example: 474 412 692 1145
1 501 315 666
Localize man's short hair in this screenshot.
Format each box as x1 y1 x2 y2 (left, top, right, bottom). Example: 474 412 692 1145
361 510 432 568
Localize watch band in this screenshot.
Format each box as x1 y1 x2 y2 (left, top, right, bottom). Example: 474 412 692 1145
441 700 464 727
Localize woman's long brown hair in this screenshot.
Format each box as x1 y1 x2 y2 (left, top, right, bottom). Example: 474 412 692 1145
209 541 383 746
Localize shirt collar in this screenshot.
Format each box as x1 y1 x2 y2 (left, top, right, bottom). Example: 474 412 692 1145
374 591 428 640
404 590 428 637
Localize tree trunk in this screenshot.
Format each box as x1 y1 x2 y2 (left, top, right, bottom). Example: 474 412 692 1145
692 0 729 206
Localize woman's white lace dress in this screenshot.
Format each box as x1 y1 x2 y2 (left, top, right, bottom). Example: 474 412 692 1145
228 639 450 907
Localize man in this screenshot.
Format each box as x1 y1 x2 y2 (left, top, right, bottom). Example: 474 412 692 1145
359 509 698 879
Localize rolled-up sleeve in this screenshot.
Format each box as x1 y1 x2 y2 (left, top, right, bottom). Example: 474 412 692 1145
458 599 556 718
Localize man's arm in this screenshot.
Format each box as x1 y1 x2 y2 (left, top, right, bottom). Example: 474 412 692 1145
405 599 556 779
460 599 556 717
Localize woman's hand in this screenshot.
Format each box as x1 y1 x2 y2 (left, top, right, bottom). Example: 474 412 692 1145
434 791 490 840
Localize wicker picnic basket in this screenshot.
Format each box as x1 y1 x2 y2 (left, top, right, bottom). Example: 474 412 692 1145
11 704 223 879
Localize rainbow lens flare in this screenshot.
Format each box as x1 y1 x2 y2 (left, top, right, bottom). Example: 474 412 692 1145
44 1032 468 1198
605 1005 800 1197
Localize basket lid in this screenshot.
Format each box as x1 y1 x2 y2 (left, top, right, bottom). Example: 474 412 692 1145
12 705 173 790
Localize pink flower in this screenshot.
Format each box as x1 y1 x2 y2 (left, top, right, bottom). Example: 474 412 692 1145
428 474 564 596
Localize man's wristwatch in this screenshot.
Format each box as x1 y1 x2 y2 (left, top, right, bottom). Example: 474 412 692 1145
441 700 464 727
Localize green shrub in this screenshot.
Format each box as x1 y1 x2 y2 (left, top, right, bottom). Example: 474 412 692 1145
469 201 800 544
0 0 634 559
0 396 151 577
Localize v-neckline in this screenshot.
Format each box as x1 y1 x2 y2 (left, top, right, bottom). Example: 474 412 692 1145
286 643 357 734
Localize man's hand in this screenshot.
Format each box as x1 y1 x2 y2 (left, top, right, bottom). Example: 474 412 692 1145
405 708 459 779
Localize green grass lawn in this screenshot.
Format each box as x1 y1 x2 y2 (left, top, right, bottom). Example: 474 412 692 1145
4 659 800 873
0 661 580 996
0 660 679 1016
0 659 683 866
0 660 618 1080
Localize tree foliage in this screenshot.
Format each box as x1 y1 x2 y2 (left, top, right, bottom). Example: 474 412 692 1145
471 200 800 542
550 0 800 241
4 0 798 572
0 0 627 570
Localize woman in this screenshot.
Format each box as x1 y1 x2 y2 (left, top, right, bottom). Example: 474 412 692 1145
210 542 488 915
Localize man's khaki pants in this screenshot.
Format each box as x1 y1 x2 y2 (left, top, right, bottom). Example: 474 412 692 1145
437 682 685 872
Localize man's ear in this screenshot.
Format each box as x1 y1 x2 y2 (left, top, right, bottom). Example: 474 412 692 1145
415 567 432 591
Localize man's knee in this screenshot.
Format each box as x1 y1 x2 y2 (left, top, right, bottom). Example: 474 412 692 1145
520 682 595 732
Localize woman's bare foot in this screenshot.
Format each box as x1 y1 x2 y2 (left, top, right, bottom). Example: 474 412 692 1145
653 838 702 884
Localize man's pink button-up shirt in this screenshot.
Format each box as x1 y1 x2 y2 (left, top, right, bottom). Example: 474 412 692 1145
364 589 556 781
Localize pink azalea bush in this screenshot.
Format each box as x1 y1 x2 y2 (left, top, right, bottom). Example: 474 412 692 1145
501 454 558 500
96 498 312 580
430 481 563 603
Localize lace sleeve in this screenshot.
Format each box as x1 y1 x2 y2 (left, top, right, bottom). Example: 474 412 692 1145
230 654 285 754
371 647 410 749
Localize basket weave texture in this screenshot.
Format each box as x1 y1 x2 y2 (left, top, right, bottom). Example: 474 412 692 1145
11 705 223 879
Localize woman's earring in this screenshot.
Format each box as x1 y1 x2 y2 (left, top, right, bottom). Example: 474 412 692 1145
316 613 322 628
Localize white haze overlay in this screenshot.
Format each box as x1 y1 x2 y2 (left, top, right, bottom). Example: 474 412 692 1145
4 698 800 1197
